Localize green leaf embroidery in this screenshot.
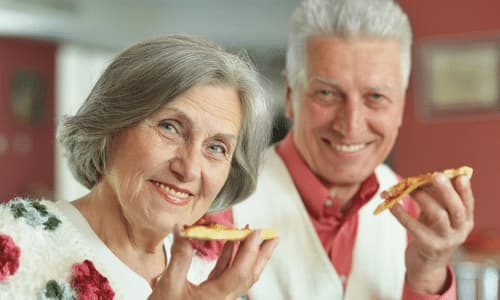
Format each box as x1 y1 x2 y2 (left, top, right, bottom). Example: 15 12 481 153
9 202 27 218
45 280 63 298
44 216 62 231
7 199 61 231
31 201 49 216
42 280 77 300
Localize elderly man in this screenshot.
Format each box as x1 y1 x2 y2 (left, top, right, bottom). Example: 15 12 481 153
229 0 474 299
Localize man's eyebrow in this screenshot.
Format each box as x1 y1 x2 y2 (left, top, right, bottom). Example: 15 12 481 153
311 76 341 89
312 76 393 92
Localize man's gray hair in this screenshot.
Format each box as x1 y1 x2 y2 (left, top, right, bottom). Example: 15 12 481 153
286 0 413 90
58 35 272 211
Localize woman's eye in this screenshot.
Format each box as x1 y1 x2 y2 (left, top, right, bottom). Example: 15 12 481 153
207 142 228 157
159 121 181 136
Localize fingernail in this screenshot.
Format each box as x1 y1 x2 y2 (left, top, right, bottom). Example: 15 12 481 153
255 229 263 243
459 175 469 186
271 238 280 250
173 224 183 239
434 173 447 184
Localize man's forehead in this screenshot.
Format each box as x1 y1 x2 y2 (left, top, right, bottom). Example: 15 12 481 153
309 76 396 92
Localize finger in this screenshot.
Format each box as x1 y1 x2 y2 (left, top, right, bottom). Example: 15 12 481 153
216 230 263 294
391 204 456 262
159 225 193 291
252 237 279 276
230 230 262 271
412 188 451 235
431 173 467 229
390 203 437 244
453 174 475 222
208 241 235 280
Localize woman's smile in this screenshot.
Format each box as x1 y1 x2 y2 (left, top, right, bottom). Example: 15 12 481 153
150 180 193 206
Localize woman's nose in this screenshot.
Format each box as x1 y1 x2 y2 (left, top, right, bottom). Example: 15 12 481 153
169 145 202 182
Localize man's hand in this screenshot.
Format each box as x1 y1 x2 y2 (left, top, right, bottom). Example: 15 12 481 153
390 172 474 294
149 227 279 300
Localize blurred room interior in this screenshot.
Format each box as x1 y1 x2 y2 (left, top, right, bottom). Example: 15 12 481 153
0 0 499 298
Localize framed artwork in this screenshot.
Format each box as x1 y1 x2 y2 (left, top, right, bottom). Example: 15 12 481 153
415 35 500 116
9 70 46 124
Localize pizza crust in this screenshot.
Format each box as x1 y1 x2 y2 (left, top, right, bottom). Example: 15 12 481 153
373 166 473 215
180 223 278 241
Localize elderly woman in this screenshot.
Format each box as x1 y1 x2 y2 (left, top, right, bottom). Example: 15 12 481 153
0 35 278 300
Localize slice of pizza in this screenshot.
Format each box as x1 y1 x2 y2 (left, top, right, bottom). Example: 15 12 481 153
180 223 278 241
373 166 473 215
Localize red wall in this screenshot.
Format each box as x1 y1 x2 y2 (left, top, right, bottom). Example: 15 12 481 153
395 1 500 232
0 37 56 202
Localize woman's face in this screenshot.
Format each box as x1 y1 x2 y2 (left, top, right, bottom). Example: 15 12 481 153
104 84 243 234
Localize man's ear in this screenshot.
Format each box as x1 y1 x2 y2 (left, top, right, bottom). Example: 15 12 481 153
283 72 294 120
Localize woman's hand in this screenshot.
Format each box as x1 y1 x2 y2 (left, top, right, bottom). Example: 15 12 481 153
390 173 474 294
149 228 279 300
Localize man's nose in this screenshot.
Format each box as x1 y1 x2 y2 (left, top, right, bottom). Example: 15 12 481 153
333 99 364 138
169 144 202 182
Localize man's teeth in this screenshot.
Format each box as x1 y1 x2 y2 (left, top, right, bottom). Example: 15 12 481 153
332 143 366 152
154 182 189 198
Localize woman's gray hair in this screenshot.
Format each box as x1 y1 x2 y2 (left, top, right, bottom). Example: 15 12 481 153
286 0 413 90
58 35 273 211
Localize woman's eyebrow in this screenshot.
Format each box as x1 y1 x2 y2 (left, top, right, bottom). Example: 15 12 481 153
155 107 191 123
155 107 239 141
212 133 238 144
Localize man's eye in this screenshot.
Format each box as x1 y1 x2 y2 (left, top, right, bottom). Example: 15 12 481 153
311 88 341 104
319 89 332 96
371 93 385 100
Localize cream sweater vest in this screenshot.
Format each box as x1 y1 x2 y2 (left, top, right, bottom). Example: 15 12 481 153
233 149 407 299
0 199 215 299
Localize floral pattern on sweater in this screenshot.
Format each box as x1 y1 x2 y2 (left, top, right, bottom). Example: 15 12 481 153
0 199 116 300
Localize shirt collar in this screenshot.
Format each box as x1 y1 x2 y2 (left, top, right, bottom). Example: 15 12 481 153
276 131 379 220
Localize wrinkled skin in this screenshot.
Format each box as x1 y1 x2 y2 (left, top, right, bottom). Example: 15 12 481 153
149 229 278 300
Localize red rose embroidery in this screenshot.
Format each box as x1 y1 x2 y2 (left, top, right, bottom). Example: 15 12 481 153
71 259 115 300
0 234 21 281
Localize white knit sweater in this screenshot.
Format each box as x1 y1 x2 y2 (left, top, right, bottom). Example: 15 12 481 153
0 198 216 300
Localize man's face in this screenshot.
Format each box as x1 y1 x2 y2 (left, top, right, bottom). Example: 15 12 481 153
286 36 406 189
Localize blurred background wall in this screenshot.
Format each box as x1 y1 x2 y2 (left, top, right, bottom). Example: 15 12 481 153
0 37 56 202
396 0 500 235
0 0 499 240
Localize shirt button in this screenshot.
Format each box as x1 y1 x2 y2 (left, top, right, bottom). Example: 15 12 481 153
324 198 333 207
339 275 346 283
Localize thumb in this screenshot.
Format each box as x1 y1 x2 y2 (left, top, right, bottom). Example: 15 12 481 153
157 226 193 291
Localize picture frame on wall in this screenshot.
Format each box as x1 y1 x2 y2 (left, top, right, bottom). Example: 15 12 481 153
415 34 500 116
9 70 46 125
